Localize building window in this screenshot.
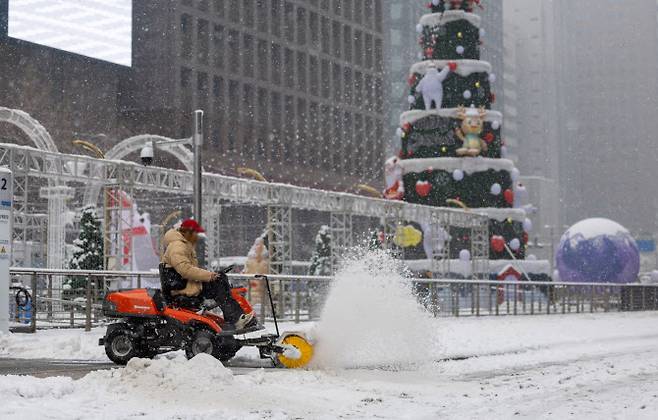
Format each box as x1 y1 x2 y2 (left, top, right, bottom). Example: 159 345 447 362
332 21 341 58
243 35 254 77
256 0 268 32
181 67 192 88
284 95 295 158
271 0 281 37
354 0 362 24
308 102 319 166
243 84 255 153
332 63 341 102
309 55 319 96
343 26 352 63
213 0 224 18
213 25 224 69
333 0 342 16
228 80 240 151
270 91 282 158
257 39 269 81
297 52 307 91
321 17 330 54
284 48 295 88
271 43 282 85
354 71 363 104
365 33 373 69
309 12 319 49
374 0 382 32
344 0 352 20
321 59 330 98
243 0 255 27
228 30 240 71
297 98 307 165
364 0 373 29
198 0 209 11
353 30 362 66
284 2 295 43
229 0 240 23
197 19 209 64
181 14 193 60
374 38 383 71
343 67 352 104
296 7 306 45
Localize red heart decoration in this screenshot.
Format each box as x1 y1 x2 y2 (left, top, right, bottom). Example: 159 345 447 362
415 181 432 197
491 235 505 253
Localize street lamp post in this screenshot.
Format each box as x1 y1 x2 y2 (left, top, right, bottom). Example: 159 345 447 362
193 110 204 227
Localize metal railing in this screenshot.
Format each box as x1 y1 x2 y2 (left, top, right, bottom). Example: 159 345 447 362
8 268 658 332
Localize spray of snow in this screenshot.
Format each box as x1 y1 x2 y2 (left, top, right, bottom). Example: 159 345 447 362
312 249 442 369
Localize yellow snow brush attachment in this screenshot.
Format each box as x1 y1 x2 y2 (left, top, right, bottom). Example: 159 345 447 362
275 333 314 369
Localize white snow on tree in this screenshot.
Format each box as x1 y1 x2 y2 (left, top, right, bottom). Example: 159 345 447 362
67 206 104 289
309 225 332 276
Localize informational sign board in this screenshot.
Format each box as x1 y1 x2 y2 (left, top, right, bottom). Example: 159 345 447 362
0 168 12 334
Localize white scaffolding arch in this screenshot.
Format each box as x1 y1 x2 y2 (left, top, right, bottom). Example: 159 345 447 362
0 107 58 152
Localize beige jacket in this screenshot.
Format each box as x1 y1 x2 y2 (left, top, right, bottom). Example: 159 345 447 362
161 229 214 297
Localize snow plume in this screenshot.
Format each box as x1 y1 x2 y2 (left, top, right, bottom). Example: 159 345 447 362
312 249 442 369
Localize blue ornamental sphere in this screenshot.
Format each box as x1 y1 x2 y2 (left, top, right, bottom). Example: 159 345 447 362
556 218 640 284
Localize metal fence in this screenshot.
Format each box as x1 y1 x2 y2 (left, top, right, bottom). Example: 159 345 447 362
8 268 658 332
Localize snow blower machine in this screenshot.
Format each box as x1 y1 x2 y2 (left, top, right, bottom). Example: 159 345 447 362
99 266 314 369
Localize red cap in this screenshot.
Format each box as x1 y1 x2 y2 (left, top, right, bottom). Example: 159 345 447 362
180 219 205 233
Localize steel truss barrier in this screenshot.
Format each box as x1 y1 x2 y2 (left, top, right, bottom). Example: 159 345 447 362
329 211 353 271
267 205 292 274
0 142 490 277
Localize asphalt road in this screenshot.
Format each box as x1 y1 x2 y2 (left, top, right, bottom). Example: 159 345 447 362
0 357 275 379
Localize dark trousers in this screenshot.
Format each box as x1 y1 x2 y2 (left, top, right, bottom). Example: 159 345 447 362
199 278 244 323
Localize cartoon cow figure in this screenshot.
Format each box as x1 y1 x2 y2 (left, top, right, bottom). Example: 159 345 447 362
415 62 457 110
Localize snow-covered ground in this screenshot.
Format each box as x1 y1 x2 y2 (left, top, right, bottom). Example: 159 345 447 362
2 252 658 419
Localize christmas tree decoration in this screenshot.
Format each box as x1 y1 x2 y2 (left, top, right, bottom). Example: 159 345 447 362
504 188 514 205
490 235 505 253
415 180 432 197
509 238 521 252
455 105 488 157
388 1 544 273
68 206 104 289
308 225 332 276
416 65 454 110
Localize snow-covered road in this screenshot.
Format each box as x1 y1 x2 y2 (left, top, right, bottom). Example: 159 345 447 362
2 312 658 419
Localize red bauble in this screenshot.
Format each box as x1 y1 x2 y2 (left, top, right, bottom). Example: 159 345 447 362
491 235 505 253
490 92 496 103
415 181 432 197
424 48 434 58
402 122 412 133
448 61 458 72
522 231 529 244
398 150 404 158
408 75 417 86
504 189 514 205
483 132 495 144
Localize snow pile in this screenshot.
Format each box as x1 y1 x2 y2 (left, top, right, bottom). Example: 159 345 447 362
86 353 233 395
565 217 630 240
312 249 441 368
0 329 105 360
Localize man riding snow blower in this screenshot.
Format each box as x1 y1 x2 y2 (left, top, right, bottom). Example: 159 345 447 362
161 219 255 330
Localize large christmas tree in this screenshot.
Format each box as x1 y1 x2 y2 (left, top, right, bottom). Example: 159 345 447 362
385 0 536 271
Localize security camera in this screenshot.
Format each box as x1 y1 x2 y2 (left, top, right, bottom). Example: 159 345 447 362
140 143 154 166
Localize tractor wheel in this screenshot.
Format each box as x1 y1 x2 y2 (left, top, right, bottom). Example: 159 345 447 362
185 330 222 360
104 323 139 365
